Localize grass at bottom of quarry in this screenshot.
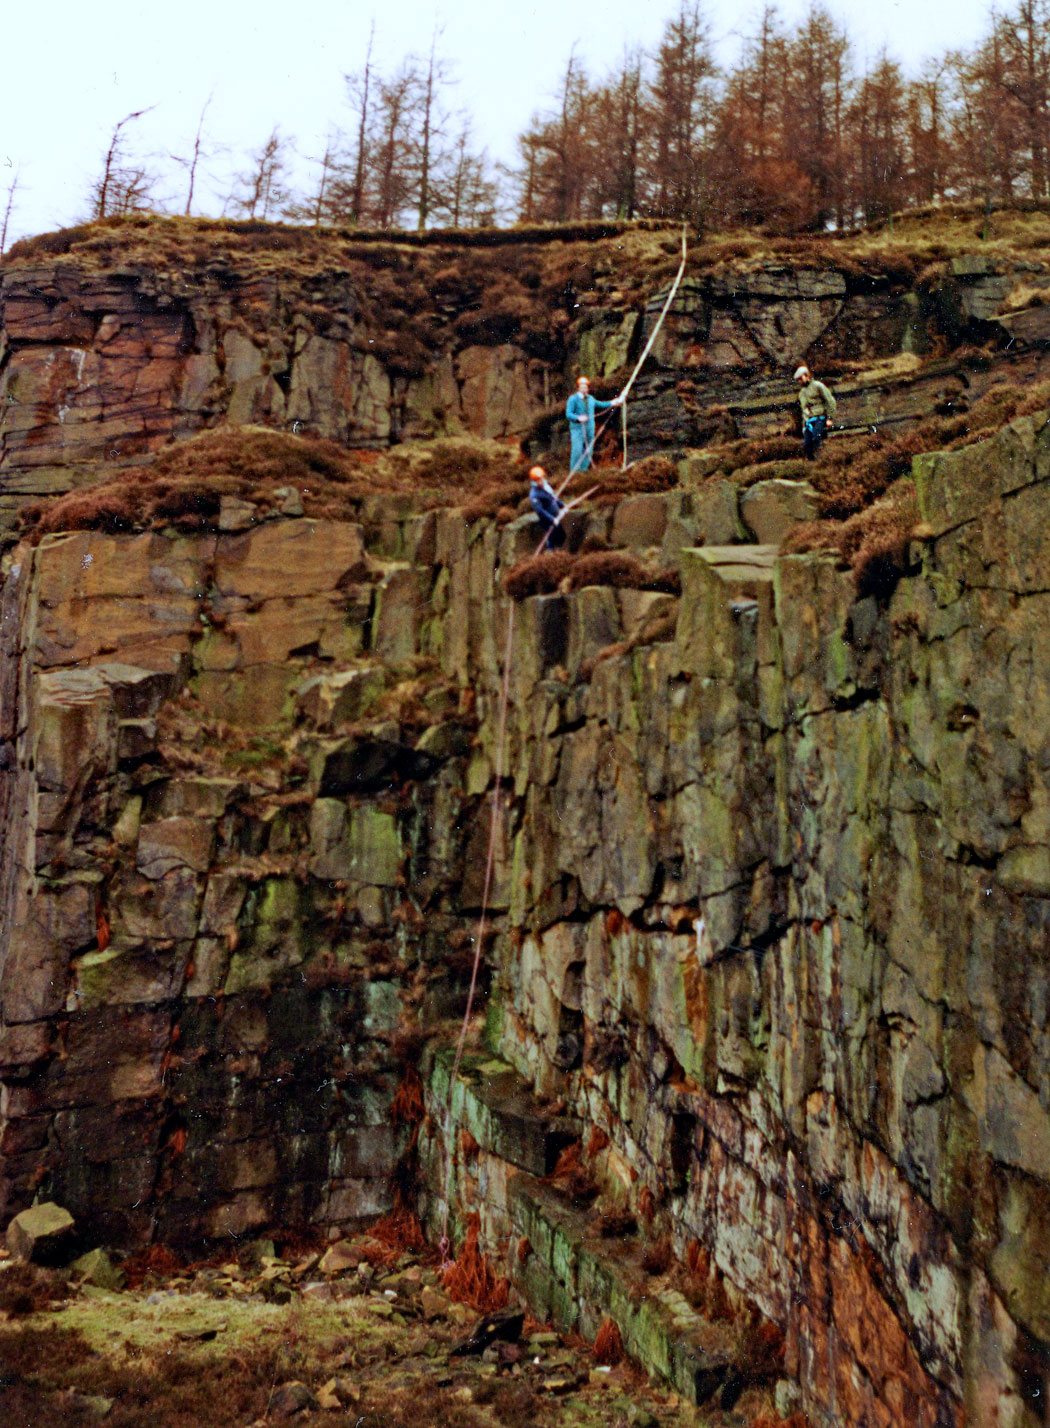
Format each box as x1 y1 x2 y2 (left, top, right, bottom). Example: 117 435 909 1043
0 1242 779 1428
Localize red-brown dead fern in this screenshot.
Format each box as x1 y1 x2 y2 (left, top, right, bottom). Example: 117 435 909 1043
441 1215 510 1312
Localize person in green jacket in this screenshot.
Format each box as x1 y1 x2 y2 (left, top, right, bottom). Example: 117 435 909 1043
793 365 837 459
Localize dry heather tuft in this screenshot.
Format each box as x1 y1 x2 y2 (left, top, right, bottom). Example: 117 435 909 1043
784 480 921 599
18 427 528 542
502 550 575 598
504 547 682 601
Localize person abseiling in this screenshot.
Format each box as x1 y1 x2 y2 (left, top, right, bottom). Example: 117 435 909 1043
793 365 837 460
565 376 622 472
528 465 566 548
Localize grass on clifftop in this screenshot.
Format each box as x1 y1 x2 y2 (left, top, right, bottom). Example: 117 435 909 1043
8 204 1050 296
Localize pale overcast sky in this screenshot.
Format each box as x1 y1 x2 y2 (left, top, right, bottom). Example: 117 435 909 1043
1 0 994 243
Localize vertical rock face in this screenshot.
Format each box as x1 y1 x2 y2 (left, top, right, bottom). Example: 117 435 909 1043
0 260 547 534
1 382 1050 1418
474 417 1050 1428
0 509 494 1245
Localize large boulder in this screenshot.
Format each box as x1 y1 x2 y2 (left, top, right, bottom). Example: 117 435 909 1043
6 1202 75 1263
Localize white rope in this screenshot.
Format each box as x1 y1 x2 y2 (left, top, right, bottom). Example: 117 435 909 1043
619 224 689 409
618 223 689 470
436 223 690 1264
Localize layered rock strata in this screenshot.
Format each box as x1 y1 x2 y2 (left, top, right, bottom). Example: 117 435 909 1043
0 415 1049 1424
3 232 1049 535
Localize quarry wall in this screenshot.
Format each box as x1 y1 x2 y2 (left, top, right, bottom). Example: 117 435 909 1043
2 227 1045 535
0 415 1048 1424
1 228 1050 1425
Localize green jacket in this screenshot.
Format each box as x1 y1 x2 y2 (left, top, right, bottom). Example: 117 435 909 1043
798 379 837 423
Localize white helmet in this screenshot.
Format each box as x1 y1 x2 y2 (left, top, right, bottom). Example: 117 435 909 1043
793 366 810 382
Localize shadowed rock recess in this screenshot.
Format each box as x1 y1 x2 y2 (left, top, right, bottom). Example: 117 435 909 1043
2 223 1050 1427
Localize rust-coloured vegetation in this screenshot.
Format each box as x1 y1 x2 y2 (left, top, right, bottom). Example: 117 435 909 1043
368 1206 429 1256
458 1128 481 1159
683 1239 736 1322
17 427 527 543
640 1237 673 1276
785 480 922 599
441 1215 510 1313
593 1316 625 1366
503 548 680 601
595 1208 638 1239
544 1142 599 1207
390 1065 425 1130
0 1263 69 1316
586 1126 610 1158
121 1244 185 1290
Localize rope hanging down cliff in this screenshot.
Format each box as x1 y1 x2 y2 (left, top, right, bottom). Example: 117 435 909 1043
438 227 690 1268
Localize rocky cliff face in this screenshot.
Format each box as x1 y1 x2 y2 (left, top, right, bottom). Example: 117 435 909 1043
1 413 1049 1424
2 222 1050 1426
4 220 1049 536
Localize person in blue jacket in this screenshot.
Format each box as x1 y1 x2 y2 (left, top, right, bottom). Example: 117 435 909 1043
565 376 623 472
528 465 566 548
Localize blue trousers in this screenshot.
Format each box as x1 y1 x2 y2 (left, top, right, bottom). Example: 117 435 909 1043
569 421 594 472
803 415 826 459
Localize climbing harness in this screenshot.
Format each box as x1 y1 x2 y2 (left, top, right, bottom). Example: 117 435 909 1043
438 226 690 1264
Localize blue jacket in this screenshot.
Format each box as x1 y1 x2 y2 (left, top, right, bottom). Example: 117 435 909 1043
529 480 564 526
566 392 613 426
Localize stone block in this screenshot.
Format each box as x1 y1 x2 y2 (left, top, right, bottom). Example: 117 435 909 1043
914 415 1050 537
157 779 238 820
740 479 819 545
71 1247 125 1290
6 1202 75 1263
117 719 156 761
191 666 299 726
71 942 190 1012
198 872 248 936
136 818 215 879
31 530 208 668
455 343 534 437
213 520 365 601
33 668 117 798
372 565 421 663
113 868 202 942
296 667 388 729
611 494 670 549
618 590 677 643
218 497 259 532
691 480 743 546
414 722 472 759
961 1044 1050 1181
0 1023 51 1071
674 545 775 681
567 586 621 676
94 663 177 718
1 879 96 1022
